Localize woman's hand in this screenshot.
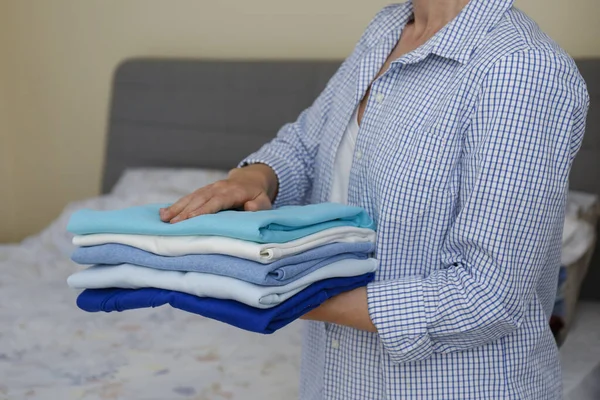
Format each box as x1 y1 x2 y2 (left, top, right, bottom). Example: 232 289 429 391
159 164 278 223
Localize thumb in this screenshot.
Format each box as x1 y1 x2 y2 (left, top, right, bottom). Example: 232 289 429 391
244 193 272 211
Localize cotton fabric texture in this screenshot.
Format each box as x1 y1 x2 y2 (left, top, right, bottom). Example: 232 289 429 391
67 203 375 243
67 258 378 309
72 226 376 262
71 242 374 286
76 274 376 334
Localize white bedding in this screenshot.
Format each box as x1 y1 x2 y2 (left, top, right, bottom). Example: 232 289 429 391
0 169 302 400
0 168 596 399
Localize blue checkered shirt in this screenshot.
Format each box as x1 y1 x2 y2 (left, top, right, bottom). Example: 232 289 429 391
242 1 589 398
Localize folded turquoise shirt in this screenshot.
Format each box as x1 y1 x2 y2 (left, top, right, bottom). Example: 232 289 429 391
67 203 375 243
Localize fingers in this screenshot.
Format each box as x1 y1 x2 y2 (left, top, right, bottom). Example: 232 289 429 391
170 181 233 223
181 183 241 220
159 194 192 222
190 196 234 217
163 177 272 224
170 191 212 223
244 192 272 211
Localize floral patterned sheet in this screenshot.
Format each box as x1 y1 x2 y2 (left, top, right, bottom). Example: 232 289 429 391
0 169 303 400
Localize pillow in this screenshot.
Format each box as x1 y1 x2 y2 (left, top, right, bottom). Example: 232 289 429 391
111 168 229 200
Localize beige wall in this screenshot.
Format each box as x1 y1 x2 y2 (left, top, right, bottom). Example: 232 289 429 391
1 0 599 242
0 81 16 243
517 0 600 57
0 1 17 242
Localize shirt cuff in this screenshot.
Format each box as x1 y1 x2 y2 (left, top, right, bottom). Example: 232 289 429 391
239 147 303 208
367 276 435 364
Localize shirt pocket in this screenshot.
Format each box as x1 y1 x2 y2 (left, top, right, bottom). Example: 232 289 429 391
377 129 447 223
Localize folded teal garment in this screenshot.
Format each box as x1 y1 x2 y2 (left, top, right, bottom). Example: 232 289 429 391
67 203 375 243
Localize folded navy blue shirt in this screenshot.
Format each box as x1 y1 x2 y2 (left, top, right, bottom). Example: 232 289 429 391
71 242 374 286
76 273 375 334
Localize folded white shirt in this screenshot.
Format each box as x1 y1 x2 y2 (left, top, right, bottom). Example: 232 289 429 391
72 226 376 263
67 258 378 309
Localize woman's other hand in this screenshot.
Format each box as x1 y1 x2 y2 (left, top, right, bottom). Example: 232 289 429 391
159 164 278 223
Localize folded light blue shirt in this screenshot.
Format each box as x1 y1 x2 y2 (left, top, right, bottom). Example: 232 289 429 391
76 273 375 334
71 242 375 286
67 203 375 243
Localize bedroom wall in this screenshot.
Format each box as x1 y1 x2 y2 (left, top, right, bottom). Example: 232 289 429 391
0 82 16 243
1 0 599 242
0 2 17 242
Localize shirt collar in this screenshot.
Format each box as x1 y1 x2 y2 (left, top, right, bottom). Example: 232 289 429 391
370 0 515 65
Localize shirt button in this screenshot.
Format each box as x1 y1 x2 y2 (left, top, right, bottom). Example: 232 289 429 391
375 93 385 103
355 150 363 161
331 339 340 349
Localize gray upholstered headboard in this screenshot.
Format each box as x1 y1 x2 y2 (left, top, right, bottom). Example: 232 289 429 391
572 60 600 301
102 58 340 193
570 60 600 197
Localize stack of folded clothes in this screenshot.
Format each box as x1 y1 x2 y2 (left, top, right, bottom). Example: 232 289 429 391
67 203 377 334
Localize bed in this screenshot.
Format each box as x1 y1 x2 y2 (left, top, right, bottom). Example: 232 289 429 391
1 58 599 400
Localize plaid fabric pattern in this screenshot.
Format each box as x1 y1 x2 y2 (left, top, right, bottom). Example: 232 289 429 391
242 1 589 398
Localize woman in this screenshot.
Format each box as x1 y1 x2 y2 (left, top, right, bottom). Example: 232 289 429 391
160 0 589 398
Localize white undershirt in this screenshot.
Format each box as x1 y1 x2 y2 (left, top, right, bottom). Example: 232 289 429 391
329 107 360 204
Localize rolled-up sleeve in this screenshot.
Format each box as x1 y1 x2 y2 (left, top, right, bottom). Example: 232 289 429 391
367 50 590 364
